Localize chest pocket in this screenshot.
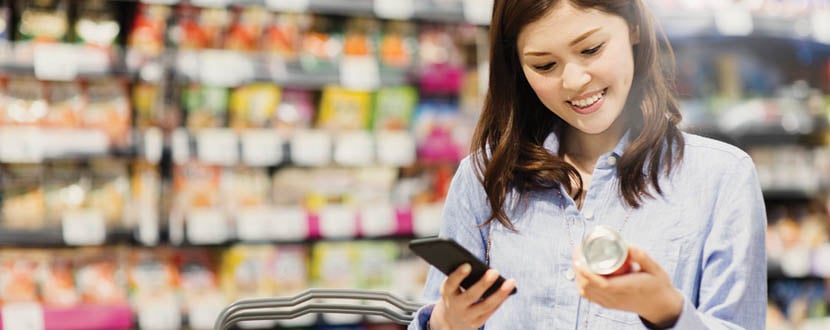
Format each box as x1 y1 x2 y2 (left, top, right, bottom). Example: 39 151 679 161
592 231 685 325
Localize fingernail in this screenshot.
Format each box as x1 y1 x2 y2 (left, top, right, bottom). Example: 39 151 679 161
461 263 471 273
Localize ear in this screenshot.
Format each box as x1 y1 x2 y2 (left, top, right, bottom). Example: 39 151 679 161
630 25 640 45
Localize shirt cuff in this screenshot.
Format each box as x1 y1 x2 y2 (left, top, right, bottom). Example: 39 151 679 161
639 290 691 329
409 303 436 330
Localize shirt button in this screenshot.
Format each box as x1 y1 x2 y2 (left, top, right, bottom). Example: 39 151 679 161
565 268 575 281
583 209 593 220
607 156 617 166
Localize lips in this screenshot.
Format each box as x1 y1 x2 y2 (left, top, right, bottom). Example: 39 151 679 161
567 88 607 115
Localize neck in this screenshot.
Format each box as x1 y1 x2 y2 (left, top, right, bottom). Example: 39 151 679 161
560 120 627 170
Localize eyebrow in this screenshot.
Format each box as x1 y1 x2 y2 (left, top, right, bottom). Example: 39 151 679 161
522 27 602 57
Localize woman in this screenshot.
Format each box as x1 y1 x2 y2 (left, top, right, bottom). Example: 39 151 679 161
409 0 766 329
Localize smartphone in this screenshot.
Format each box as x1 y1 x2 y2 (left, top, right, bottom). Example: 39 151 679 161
409 237 517 299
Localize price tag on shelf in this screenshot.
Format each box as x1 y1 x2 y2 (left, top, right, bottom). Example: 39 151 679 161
143 127 164 164
200 50 254 87
319 205 358 239
0 127 44 163
270 206 308 240
241 129 284 166
190 0 230 7
290 130 332 166
188 293 226 330
172 128 191 165
462 0 494 25
197 128 238 166
340 55 380 91
187 208 229 245
34 43 78 81
714 6 753 36
236 207 273 242
376 130 416 166
360 203 396 237
334 131 374 166
373 0 415 19
412 202 444 237
812 10 830 43
265 0 310 13
2 302 44 330
62 209 106 246
137 294 181 330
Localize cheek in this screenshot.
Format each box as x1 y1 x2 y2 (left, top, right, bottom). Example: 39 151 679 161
524 72 562 108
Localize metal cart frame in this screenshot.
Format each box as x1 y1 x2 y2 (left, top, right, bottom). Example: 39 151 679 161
213 288 423 330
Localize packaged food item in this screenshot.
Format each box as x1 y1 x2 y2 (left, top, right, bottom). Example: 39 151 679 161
417 24 464 95
224 166 270 213
378 20 416 70
41 250 81 307
16 0 69 42
342 17 378 57
44 81 84 128
311 242 358 289
1 76 47 126
127 248 179 304
43 161 86 228
220 245 274 300
0 164 46 230
271 167 311 206
75 247 128 304
175 248 221 312
263 13 310 61
128 4 172 56
266 245 309 296
273 89 314 136
198 7 230 50
83 79 131 147
74 0 119 47
356 241 399 290
173 161 222 209
372 86 418 131
317 86 372 131
132 82 162 129
229 83 281 130
0 2 10 41
182 84 229 130
413 100 464 162
225 6 270 52
88 158 129 227
300 15 342 72
0 250 42 304
130 161 160 225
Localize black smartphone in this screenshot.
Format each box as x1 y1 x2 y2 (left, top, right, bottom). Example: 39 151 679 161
409 237 517 300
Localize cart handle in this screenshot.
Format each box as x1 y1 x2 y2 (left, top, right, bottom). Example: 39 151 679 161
214 288 424 330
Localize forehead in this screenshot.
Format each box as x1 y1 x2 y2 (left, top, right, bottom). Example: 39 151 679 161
517 2 622 49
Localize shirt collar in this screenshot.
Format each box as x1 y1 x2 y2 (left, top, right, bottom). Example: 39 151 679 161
542 129 630 159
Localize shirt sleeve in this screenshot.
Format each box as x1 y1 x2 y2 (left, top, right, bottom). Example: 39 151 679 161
408 156 490 329
665 156 768 329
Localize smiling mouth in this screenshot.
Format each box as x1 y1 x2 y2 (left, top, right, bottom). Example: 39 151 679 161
567 88 607 108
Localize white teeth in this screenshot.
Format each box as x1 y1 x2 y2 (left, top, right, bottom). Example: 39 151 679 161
570 91 604 108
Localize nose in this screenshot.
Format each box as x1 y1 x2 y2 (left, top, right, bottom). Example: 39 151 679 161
562 62 591 92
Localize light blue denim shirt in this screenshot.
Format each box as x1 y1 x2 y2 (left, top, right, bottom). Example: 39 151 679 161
409 132 767 329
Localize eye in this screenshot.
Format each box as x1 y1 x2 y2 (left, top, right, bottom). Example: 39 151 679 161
582 43 604 55
533 62 556 71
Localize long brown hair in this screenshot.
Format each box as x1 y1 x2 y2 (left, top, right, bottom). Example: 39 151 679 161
472 0 684 230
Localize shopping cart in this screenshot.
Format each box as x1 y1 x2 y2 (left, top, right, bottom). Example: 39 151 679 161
213 288 424 330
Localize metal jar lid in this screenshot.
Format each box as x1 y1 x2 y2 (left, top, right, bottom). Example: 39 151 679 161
581 225 628 275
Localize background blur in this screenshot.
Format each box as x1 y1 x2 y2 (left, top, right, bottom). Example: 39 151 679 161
0 0 827 329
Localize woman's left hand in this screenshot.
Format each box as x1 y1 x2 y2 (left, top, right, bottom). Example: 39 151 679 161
574 245 684 328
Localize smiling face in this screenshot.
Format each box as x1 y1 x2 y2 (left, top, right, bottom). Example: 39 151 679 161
517 1 638 136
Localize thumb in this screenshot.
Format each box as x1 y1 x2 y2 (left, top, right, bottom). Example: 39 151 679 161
627 245 663 275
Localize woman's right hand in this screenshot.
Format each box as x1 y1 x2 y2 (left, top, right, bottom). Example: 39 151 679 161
429 263 516 330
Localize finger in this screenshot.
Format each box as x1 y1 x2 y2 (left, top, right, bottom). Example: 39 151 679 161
469 278 516 323
575 263 610 289
460 269 500 304
442 263 472 297
628 246 665 276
